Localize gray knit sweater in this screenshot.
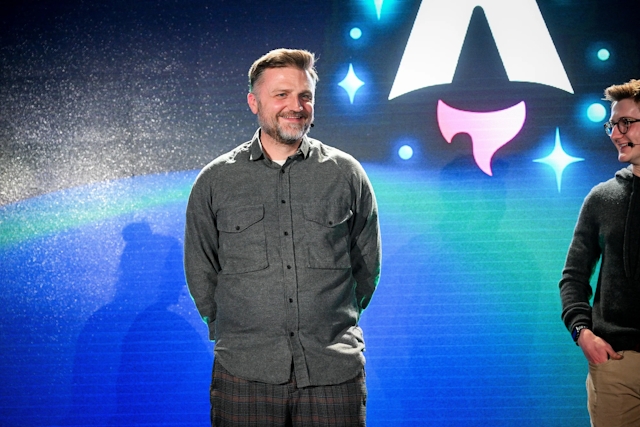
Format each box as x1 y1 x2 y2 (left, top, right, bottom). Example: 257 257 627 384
560 166 640 351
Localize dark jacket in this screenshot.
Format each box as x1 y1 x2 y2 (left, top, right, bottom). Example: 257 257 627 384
560 166 640 351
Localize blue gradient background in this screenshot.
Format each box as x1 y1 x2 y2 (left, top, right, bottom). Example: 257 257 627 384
1 0 637 425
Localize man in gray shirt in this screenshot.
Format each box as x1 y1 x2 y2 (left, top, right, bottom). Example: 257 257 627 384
184 48 381 426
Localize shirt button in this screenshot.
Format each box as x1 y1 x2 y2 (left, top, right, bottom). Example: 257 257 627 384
235 226 240 230
289 298 293 303
290 332 294 337
287 265 291 269
284 231 289 236
281 200 286 204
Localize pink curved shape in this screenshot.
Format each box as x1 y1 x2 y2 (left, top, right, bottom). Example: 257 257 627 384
437 100 526 175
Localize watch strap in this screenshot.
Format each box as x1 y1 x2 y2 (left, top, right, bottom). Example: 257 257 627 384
571 325 589 343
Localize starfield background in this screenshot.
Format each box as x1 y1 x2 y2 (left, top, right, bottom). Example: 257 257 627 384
1 1 638 425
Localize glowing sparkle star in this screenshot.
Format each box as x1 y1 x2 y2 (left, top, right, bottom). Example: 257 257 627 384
534 128 584 192
374 0 384 19
338 64 364 104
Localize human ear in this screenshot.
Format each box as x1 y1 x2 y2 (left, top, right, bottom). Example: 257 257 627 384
247 92 259 114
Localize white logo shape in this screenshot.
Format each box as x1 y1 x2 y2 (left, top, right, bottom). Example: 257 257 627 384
388 0 574 99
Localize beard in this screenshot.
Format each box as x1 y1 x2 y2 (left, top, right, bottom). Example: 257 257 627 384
257 106 313 145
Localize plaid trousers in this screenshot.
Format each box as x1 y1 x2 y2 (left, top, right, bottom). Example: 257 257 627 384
210 359 367 427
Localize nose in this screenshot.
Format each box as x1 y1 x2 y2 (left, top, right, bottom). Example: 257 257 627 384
609 123 624 141
287 96 303 111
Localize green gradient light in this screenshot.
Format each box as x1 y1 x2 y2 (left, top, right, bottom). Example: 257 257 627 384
0 172 195 249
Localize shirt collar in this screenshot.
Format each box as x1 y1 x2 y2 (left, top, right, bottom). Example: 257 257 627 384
249 128 311 161
249 129 264 161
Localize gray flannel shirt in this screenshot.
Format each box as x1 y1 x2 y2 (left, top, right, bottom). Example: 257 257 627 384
184 129 381 387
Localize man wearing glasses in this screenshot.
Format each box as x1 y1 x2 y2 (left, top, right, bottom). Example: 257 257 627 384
560 79 640 426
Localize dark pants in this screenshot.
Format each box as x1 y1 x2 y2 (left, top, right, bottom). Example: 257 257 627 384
210 360 367 427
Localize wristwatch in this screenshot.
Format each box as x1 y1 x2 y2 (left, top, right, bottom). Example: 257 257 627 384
571 325 589 343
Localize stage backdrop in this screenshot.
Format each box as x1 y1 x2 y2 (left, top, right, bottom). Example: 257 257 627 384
1 1 638 426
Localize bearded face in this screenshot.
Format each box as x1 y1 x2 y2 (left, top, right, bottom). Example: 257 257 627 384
255 97 313 145
248 66 315 147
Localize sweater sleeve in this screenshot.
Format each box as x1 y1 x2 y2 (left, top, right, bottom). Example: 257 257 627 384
559 190 601 334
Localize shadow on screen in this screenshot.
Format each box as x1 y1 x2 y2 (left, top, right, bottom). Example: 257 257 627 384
62 222 211 426
373 157 545 425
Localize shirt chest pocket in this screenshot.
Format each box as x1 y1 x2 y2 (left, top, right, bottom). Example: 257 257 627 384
302 204 352 269
217 205 268 274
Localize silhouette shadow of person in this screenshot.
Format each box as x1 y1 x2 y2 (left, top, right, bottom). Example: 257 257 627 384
63 222 211 426
381 156 543 423
63 222 163 425
110 235 211 426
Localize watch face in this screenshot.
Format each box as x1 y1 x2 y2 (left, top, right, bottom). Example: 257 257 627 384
572 326 588 341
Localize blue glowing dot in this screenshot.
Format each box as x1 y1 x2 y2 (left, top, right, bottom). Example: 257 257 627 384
587 103 607 123
597 48 610 61
398 145 413 160
350 27 362 40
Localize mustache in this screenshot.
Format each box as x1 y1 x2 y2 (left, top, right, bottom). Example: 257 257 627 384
278 110 309 120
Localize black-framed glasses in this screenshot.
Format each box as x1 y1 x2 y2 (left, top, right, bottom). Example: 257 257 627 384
604 117 640 136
